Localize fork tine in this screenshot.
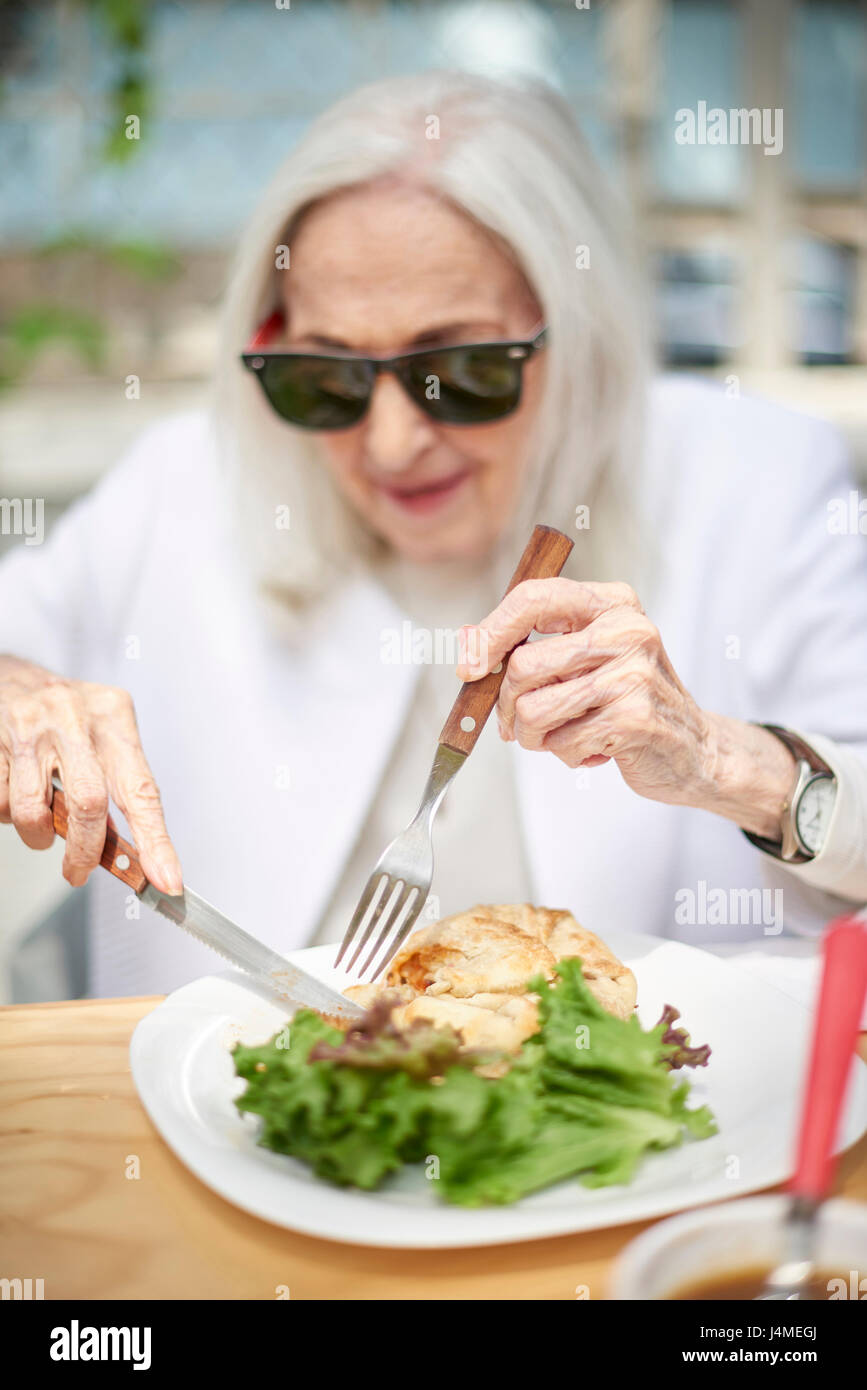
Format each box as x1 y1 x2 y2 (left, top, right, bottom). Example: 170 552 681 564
335 530 574 983
345 874 400 972
363 884 423 980
357 879 413 977
334 872 389 968
369 895 426 981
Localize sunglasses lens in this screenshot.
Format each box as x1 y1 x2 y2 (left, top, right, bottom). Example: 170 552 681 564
245 336 539 430
400 346 523 424
256 357 371 429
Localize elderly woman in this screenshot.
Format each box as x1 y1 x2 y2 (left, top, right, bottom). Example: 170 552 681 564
1 72 866 999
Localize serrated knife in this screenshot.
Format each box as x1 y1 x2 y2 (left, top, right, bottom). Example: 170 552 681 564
50 788 363 1024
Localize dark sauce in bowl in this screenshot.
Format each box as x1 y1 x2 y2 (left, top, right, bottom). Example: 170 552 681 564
667 1268 850 1300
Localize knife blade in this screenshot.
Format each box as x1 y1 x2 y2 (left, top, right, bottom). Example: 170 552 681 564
50 787 362 1024
138 882 363 1022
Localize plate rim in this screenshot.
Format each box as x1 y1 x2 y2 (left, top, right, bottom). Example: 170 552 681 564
129 934 867 1249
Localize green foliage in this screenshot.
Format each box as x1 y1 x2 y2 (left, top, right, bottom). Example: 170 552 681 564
0 4 172 386
87 0 152 163
0 306 107 390
38 233 182 282
90 0 148 51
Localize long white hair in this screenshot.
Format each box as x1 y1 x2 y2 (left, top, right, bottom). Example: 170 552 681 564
214 70 652 618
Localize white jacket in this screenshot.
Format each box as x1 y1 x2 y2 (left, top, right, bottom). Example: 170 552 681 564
1 376 866 997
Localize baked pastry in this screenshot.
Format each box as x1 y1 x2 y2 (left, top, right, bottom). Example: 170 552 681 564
344 903 636 1054
388 911 556 998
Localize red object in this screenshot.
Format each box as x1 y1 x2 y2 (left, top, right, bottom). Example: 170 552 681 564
247 310 284 350
791 914 867 1201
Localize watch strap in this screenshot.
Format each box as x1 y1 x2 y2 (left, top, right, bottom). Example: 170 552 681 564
758 724 833 776
742 724 833 864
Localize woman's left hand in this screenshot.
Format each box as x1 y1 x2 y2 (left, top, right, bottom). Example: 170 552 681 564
456 578 795 837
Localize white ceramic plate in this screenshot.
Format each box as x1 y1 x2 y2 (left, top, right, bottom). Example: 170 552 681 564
129 933 867 1249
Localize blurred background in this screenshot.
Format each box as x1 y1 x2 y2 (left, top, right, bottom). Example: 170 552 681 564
1 0 866 995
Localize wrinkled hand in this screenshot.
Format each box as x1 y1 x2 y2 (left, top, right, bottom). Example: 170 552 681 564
456 579 713 804
456 579 794 834
0 655 182 893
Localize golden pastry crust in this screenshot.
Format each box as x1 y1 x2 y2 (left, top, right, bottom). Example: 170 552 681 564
538 912 637 1021
343 981 415 1010
392 995 531 1053
342 902 636 1053
386 912 556 998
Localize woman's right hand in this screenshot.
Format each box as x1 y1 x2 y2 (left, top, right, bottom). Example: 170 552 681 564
0 655 183 895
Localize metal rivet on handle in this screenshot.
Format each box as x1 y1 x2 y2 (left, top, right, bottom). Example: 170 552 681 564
115 854 130 871
492 662 503 674
460 716 476 733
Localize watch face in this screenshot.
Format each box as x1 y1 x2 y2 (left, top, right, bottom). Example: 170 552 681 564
796 775 837 855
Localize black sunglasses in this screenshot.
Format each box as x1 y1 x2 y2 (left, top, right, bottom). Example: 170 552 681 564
241 327 548 431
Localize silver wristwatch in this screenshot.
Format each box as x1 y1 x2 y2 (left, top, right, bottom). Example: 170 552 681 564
742 724 837 864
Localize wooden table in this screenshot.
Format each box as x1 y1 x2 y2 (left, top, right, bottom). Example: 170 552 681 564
1 997 866 1301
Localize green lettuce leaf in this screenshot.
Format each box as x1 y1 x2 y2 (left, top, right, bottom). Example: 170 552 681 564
232 955 717 1204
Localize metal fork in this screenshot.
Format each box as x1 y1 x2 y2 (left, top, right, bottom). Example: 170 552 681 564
335 525 574 981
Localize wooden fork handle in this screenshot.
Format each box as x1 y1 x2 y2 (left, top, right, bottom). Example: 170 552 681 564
439 524 574 756
51 787 149 893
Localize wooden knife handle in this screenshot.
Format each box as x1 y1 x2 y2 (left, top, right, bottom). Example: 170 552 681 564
439 524 574 756
51 788 149 893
